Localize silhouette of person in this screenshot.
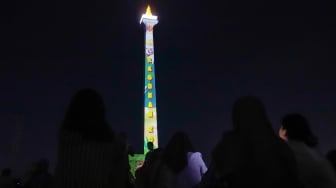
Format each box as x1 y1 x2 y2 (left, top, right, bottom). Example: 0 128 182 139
212 96 300 188
154 131 207 188
53 88 128 188
0 168 15 188
279 113 336 188
118 132 135 188
145 142 154 163
135 148 163 188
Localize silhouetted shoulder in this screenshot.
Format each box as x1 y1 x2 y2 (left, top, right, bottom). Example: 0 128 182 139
255 138 300 188
55 130 127 188
212 131 251 178
270 138 296 159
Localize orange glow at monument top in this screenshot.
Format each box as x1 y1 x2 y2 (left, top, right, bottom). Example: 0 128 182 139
146 5 152 16
140 5 158 24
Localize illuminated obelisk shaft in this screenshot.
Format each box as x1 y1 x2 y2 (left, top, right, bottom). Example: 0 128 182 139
140 6 159 154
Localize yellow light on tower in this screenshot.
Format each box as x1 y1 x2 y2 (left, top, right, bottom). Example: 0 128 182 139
147 57 153 64
148 83 153 89
148 126 154 133
148 92 153 99
148 102 153 108
148 136 154 142
140 5 158 24
147 74 153 81
148 66 152 72
148 111 153 118
145 5 152 16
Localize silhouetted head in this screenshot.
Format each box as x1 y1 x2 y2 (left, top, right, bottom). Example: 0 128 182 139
162 131 195 173
1 168 11 176
147 142 154 151
145 148 163 166
232 96 275 141
326 150 336 172
280 113 318 147
62 88 113 141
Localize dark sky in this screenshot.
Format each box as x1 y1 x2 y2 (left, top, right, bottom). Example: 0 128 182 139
1 0 335 176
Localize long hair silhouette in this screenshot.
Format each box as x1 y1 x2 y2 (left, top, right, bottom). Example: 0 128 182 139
62 88 114 141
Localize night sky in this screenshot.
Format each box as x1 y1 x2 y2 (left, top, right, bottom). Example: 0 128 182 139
1 0 335 176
